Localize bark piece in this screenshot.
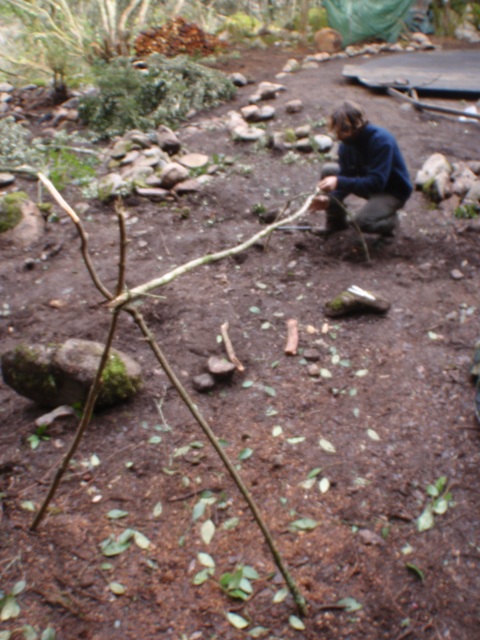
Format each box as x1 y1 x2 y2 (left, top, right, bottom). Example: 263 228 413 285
285 319 299 355
325 285 390 318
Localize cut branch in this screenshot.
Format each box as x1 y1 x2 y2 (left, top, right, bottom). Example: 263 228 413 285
109 191 317 309
284 319 299 356
220 322 244 372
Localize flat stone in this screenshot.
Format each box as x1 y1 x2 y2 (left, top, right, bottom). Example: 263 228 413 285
285 99 303 114
0 173 15 187
229 72 248 86
135 187 170 201
303 348 321 362
173 178 203 194
178 153 209 169
192 373 216 392
207 356 236 379
159 162 189 188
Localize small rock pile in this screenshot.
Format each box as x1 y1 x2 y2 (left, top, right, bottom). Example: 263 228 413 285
415 153 480 216
97 126 212 202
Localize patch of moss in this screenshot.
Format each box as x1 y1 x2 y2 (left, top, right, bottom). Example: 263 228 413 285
0 191 29 233
100 353 138 405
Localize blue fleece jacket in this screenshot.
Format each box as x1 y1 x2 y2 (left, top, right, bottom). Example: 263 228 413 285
333 123 413 203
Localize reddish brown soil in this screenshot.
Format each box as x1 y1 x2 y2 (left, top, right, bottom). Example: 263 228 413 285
1 43 480 640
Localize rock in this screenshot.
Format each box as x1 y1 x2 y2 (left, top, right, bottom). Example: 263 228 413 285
303 349 321 362
307 363 320 377
285 99 303 114
0 194 43 247
1 339 143 409
450 269 464 280
119 149 141 166
0 83 14 93
415 153 451 188
358 529 384 546
451 163 477 197
409 32 434 49
121 165 154 185
156 125 181 155
282 59 301 73
192 373 216 392
97 173 128 202
468 161 480 176
325 285 391 317
159 162 189 189
432 171 452 201
126 131 153 149
465 180 480 203
173 177 207 194
314 28 343 53
294 124 311 139
313 134 333 152
232 126 265 142
178 153 209 169
250 81 286 103
0 173 15 187
295 137 313 152
135 187 170 201
207 356 236 379
229 72 248 86
302 61 319 70
110 139 132 160
244 105 276 123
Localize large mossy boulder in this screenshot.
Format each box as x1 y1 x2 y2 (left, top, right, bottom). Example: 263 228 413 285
1 339 143 409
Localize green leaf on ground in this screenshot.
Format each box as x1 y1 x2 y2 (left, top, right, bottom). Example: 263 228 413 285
222 517 240 530
242 380 255 388
319 477 330 494
320 368 332 378
338 597 363 612
11 581 26 596
263 385 276 397
20 501 35 512
319 438 336 453
238 448 253 461
248 626 269 638
287 436 305 444
198 552 215 568
226 612 249 629
289 615 305 630
406 563 425 581
367 429 380 441
133 531 151 549
107 509 129 519
22 626 37 640
417 505 435 532
153 502 163 518
109 582 126 595
307 467 322 478
201 519 215 544
1 596 20 621
272 587 288 603
148 435 162 444
355 369 369 377
290 518 319 531
272 425 283 437
249 307 261 314
41 628 56 640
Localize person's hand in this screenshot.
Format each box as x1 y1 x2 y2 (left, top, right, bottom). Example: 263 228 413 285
318 175 338 193
309 194 329 211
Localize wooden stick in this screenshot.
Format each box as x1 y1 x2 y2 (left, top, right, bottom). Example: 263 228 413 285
285 319 299 355
220 322 245 372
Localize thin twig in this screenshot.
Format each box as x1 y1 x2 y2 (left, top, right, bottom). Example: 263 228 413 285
38 172 113 300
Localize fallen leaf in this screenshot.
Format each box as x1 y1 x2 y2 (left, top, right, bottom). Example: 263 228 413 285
226 612 249 629
289 615 305 630
319 438 336 453
201 519 215 544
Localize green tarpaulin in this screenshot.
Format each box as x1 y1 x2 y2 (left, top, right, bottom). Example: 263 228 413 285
323 0 415 46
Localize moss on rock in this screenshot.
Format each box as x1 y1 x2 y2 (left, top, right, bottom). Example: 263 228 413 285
0 191 29 233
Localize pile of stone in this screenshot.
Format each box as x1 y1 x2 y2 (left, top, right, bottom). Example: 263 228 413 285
97 126 212 202
415 153 480 214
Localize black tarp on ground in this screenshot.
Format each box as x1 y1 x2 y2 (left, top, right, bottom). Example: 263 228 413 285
343 50 480 95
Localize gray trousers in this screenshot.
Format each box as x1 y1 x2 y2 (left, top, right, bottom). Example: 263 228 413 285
321 163 404 236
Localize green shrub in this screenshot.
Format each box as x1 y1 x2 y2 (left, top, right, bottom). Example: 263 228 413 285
79 55 236 138
223 12 262 38
308 7 329 31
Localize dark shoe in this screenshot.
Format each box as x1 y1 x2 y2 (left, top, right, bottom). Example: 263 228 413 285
311 223 349 238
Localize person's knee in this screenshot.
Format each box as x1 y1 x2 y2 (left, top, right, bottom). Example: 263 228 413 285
321 162 340 179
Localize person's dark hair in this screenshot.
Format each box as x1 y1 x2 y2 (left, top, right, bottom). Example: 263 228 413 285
329 100 368 136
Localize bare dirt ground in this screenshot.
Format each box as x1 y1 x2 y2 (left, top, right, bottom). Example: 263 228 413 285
1 42 480 640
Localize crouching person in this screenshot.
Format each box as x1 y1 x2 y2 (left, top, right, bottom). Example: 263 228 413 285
310 100 412 237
